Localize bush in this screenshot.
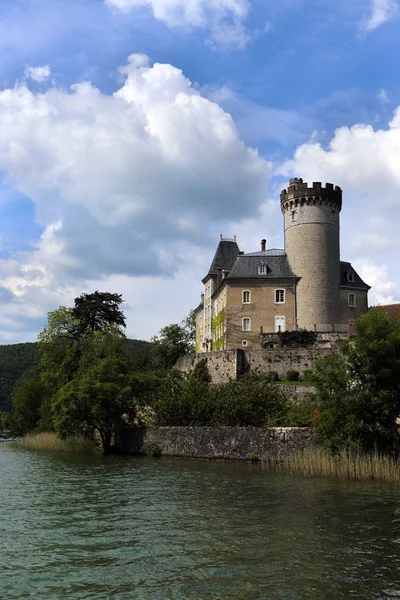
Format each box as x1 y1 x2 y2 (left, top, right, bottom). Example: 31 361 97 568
142 442 162 457
284 397 316 427
302 370 315 382
212 375 288 427
286 369 300 382
281 329 317 348
265 371 280 382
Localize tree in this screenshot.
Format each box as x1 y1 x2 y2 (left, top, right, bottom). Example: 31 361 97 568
52 355 135 454
183 310 196 352
38 307 81 344
314 308 400 453
12 368 49 434
152 323 192 370
72 291 126 335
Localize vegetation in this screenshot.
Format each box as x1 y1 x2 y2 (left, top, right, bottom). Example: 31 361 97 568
151 314 195 369
14 432 97 454
280 329 317 348
286 369 300 382
265 449 400 484
0 343 38 412
154 369 289 427
313 308 400 453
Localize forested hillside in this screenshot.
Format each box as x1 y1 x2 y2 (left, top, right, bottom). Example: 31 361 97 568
0 339 158 413
0 343 38 412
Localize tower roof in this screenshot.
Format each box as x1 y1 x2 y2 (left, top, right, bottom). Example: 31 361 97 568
202 238 240 282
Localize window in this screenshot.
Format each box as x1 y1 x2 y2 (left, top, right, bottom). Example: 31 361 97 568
242 317 251 331
242 340 248 347
258 264 267 274
275 289 285 304
200 316 203 328
348 293 356 307
242 290 251 304
347 271 355 283
291 210 296 222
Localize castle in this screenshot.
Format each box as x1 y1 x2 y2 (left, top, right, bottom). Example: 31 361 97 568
194 178 370 352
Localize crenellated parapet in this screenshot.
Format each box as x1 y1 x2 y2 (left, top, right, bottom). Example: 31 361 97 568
280 178 342 213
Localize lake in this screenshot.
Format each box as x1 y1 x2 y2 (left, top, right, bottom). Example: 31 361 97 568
1 443 400 599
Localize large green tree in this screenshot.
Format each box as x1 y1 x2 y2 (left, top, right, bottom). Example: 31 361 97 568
314 308 400 452
52 354 135 454
72 291 126 336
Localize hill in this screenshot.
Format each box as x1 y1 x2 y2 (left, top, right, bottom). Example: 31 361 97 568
0 338 158 413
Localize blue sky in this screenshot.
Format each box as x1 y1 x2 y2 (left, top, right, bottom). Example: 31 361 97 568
0 0 399 342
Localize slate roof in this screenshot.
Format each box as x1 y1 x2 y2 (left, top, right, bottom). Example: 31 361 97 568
340 261 370 290
203 239 240 282
226 252 297 280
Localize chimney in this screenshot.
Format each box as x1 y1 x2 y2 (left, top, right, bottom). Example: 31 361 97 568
238 251 244 255
261 239 266 251
216 267 223 288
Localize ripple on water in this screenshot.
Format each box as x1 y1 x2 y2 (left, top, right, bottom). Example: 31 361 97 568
1 446 400 599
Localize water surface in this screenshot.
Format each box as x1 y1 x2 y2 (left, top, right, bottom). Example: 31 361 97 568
1 444 400 599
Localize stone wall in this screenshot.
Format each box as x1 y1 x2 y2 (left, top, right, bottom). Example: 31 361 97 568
175 349 243 384
244 347 333 379
176 347 334 383
116 426 315 460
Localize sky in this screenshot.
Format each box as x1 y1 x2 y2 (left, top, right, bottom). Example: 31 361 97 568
0 0 399 343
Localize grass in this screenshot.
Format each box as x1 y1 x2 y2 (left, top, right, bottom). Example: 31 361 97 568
14 432 98 454
264 448 400 484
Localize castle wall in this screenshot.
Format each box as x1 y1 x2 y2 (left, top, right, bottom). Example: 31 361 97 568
176 347 335 383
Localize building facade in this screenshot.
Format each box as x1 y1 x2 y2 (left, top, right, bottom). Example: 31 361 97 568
194 179 370 352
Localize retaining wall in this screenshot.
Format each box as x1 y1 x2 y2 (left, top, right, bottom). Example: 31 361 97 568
176 348 334 384
115 426 315 460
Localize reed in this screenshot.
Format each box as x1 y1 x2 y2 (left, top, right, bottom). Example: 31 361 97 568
264 448 400 483
14 432 98 454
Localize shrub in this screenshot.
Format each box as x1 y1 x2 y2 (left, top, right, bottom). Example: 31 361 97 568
265 371 280 382
302 370 315 382
284 397 316 427
286 369 300 382
281 329 317 348
212 375 288 427
142 442 162 457
249 452 259 463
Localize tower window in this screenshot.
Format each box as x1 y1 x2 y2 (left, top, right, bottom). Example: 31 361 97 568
242 290 251 304
242 317 251 331
291 210 296 222
348 293 356 307
275 289 285 304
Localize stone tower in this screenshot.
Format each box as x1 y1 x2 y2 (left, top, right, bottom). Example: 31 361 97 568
280 178 342 330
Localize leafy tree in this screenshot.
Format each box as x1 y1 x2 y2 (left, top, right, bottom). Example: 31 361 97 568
314 309 400 453
0 342 38 412
183 310 196 352
0 411 12 437
152 323 193 370
52 356 135 454
38 307 81 344
72 291 126 336
12 368 49 434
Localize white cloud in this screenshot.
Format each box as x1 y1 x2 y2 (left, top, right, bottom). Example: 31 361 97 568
24 65 51 82
354 260 397 305
105 0 250 49
0 54 269 342
378 88 390 103
362 0 398 32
